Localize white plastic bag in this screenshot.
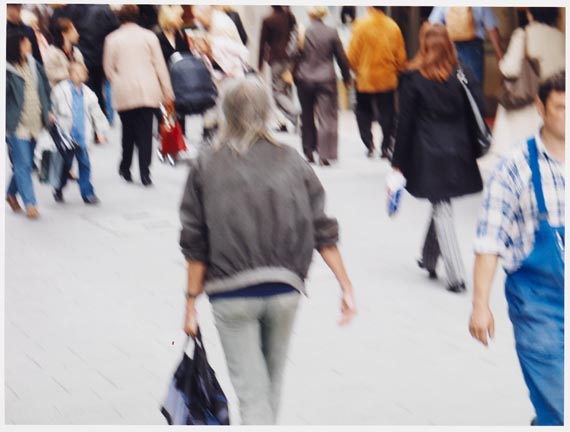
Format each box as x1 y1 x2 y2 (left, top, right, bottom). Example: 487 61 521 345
386 170 407 217
34 128 56 167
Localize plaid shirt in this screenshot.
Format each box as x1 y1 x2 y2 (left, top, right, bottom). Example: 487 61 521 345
475 133 565 273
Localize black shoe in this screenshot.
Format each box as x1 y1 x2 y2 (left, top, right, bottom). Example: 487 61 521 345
119 168 132 183
83 195 100 205
141 176 153 187
447 282 466 293
417 259 437 279
319 158 331 166
531 417 537 426
305 153 315 164
53 189 64 203
366 147 374 158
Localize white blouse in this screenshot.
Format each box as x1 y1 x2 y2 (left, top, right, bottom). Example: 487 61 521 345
499 21 565 81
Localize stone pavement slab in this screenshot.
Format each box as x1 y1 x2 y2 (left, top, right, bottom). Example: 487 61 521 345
4 112 532 425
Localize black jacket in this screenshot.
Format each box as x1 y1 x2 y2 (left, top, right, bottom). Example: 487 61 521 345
157 31 190 65
392 67 484 201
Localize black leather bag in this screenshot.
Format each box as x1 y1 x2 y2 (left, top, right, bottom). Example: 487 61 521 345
161 329 229 425
169 53 218 115
456 67 492 158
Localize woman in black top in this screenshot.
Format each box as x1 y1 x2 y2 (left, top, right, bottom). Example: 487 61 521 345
156 5 190 134
391 23 485 293
156 5 190 64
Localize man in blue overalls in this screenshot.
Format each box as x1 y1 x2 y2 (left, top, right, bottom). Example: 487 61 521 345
469 71 565 426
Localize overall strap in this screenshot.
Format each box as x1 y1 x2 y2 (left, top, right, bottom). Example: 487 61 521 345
527 137 548 220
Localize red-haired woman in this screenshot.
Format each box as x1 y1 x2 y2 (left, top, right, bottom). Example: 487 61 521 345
391 23 485 293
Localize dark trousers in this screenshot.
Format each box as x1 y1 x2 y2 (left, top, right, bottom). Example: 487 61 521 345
86 64 107 117
355 90 396 153
118 107 155 180
297 80 339 161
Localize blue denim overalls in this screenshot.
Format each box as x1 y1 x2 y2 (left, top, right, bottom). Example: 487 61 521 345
505 137 565 426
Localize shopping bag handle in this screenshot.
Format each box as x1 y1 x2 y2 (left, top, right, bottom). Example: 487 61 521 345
185 327 206 356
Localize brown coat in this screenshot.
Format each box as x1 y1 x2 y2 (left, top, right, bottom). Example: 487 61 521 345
103 23 174 112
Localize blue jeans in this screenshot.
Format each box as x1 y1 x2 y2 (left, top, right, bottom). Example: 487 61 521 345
6 135 37 207
104 80 114 124
57 147 95 198
455 39 484 83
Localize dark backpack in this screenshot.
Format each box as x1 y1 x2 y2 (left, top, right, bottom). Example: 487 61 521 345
169 53 218 115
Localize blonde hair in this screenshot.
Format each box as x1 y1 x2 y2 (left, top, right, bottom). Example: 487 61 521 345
307 6 328 20
158 5 184 31
20 9 39 30
214 76 277 155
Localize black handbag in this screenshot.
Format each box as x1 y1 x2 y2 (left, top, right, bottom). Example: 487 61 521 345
48 122 80 157
169 52 218 115
456 67 492 158
161 329 230 425
38 150 52 183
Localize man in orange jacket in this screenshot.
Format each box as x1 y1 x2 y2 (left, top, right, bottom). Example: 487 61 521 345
347 6 407 159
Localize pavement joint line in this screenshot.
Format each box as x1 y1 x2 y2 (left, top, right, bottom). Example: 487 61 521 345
96 370 120 390
51 376 71 395
109 342 131 359
6 384 21 401
54 405 64 418
24 352 44 371
112 407 125 420
90 387 103 400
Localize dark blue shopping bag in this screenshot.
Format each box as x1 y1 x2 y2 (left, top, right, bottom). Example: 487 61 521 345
161 329 229 425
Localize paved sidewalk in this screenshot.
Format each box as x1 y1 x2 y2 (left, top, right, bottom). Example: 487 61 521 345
4 113 532 425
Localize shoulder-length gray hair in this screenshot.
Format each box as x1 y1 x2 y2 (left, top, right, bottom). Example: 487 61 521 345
214 75 277 155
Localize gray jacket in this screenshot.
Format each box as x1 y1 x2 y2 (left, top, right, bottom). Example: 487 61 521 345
179 138 339 296
294 20 351 84
6 56 52 136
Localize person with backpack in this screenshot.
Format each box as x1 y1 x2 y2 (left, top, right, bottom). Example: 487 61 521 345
429 6 503 83
156 5 192 135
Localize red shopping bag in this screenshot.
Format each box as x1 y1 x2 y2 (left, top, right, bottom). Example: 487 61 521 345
160 107 186 156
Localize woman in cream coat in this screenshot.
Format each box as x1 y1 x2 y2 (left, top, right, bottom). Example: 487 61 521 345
490 8 564 159
43 18 85 87
103 5 174 186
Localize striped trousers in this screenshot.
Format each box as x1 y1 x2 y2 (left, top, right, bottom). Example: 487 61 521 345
421 200 465 286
